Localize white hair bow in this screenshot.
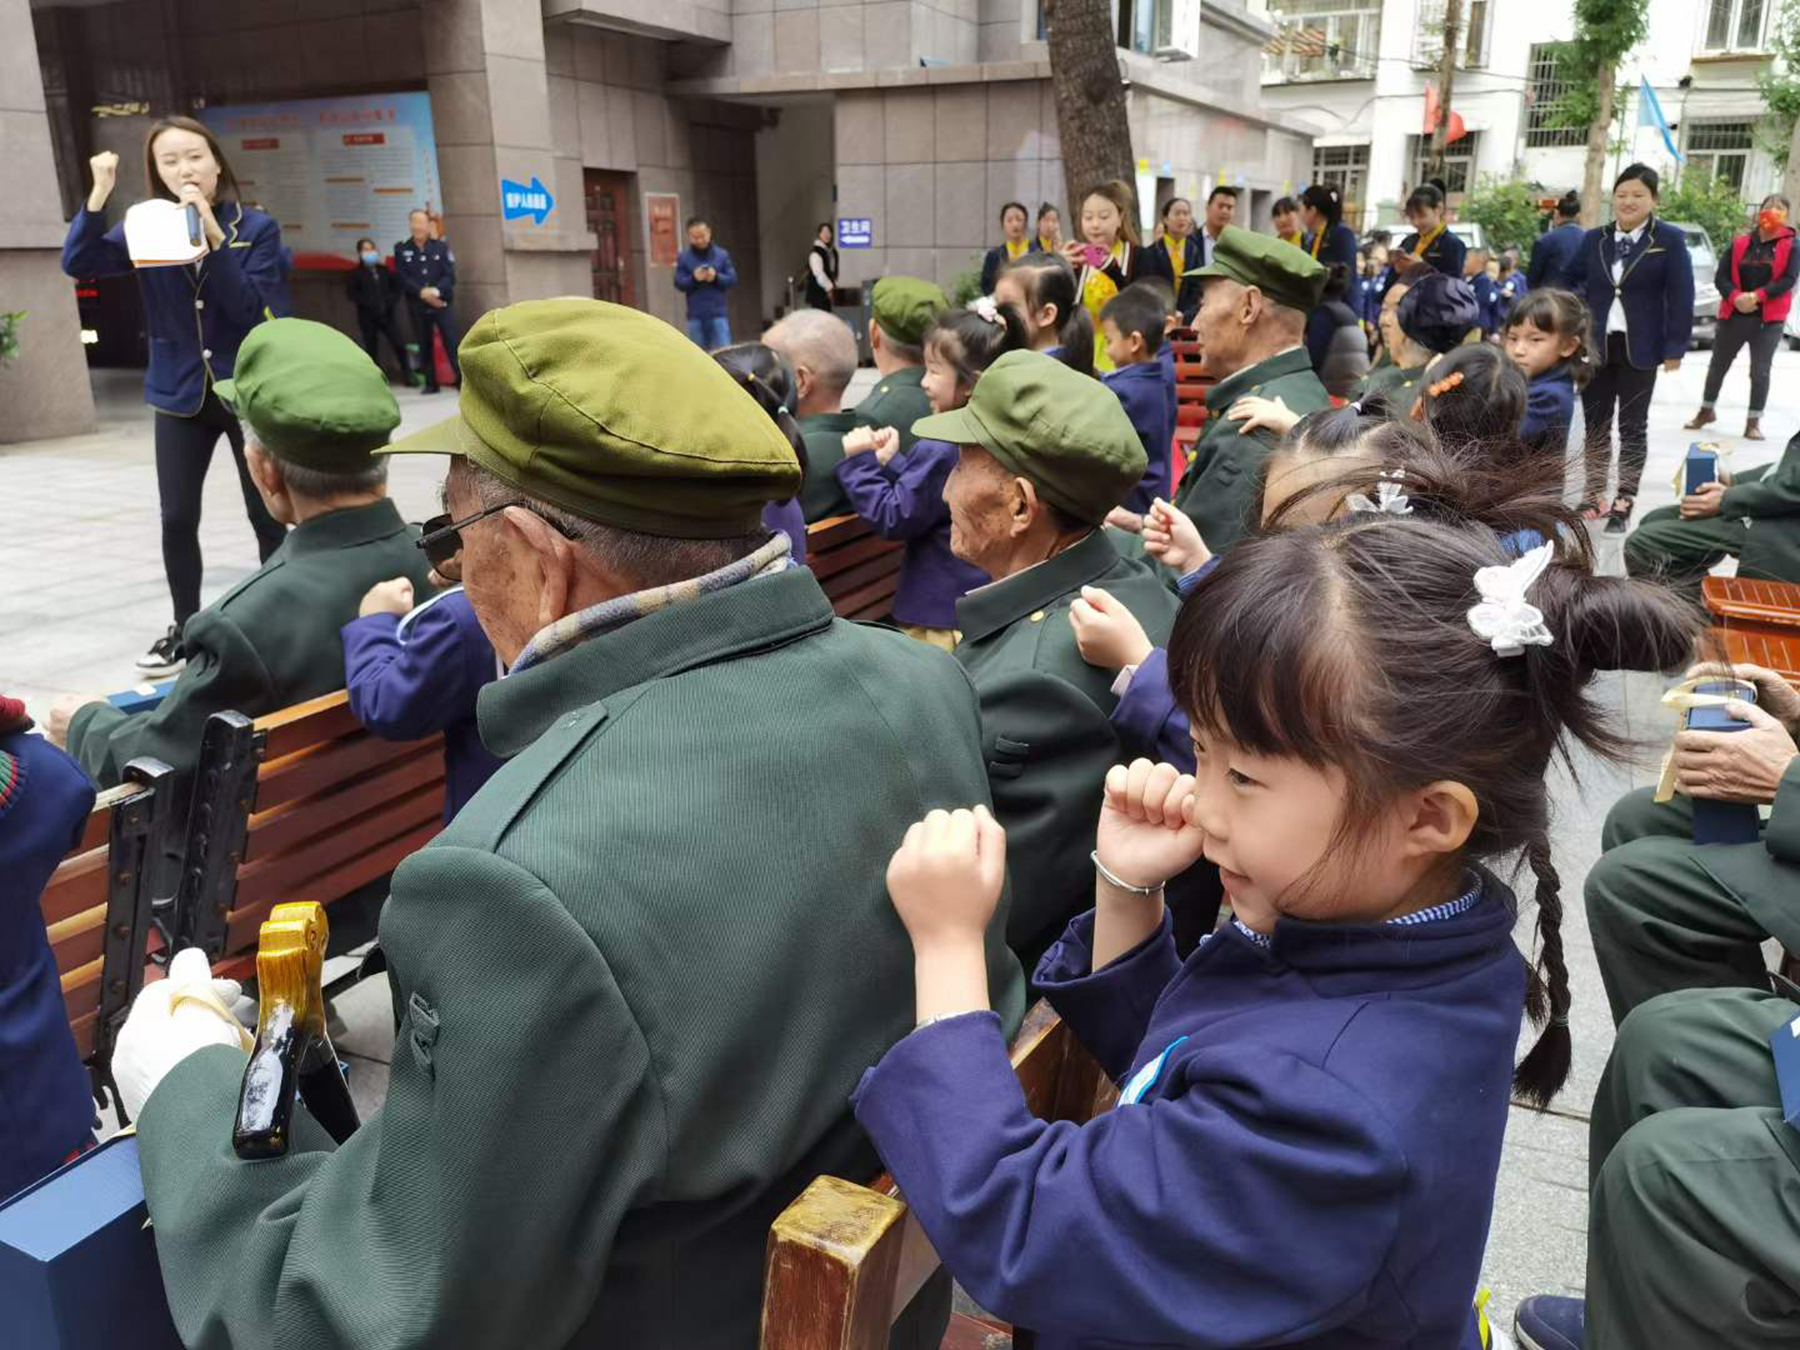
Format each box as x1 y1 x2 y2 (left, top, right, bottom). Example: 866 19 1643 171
1466 541 1556 658
973 295 1004 326
1346 471 1412 516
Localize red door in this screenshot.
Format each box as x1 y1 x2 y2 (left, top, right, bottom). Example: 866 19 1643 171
584 170 635 308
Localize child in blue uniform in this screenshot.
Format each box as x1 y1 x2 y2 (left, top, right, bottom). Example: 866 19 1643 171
1503 288 1592 458
1098 286 1174 513
853 475 1696 1349
836 302 1026 649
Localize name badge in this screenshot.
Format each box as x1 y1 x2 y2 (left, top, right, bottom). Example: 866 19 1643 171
1121 1035 1188 1106
1769 1011 1800 1131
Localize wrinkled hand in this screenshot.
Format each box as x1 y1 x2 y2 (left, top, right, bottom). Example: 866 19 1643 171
1106 506 1145 534
1686 661 1800 733
1142 497 1210 575
870 426 903 466
360 576 416 618
112 948 252 1121
47 694 102 749
1734 291 1761 314
1070 585 1154 673
886 807 1007 952
1680 482 1726 519
1227 394 1299 438
1094 760 1207 891
1674 702 1800 804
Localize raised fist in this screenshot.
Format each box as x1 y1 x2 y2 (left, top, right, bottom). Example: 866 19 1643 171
88 150 120 207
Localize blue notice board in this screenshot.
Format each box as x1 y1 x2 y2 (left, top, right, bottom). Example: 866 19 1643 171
838 217 873 248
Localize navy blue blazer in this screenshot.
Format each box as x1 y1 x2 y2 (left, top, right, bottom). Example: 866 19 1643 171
0 732 99 1201
980 238 1044 295
1396 226 1466 279
61 201 289 416
1528 220 1586 291
1304 221 1360 273
1146 232 1204 317
1579 218 1695 368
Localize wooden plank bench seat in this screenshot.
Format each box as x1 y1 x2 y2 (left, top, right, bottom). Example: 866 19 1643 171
807 514 905 625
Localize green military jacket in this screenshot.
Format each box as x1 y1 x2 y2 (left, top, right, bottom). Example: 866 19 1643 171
1722 436 1800 584
1172 347 1331 556
67 499 433 802
851 364 934 456
135 565 1025 1350
798 408 859 522
1354 361 1427 410
955 530 1180 959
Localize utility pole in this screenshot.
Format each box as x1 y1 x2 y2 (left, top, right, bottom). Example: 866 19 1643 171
1429 0 1464 181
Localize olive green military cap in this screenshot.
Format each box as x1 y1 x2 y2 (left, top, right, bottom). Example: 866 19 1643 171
871 276 947 346
213 318 400 471
912 349 1144 525
1192 224 1327 312
380 298 801 539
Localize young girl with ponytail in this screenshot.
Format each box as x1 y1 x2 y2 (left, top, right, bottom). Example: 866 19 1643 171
993 252 1096 378
849 471 1695 1349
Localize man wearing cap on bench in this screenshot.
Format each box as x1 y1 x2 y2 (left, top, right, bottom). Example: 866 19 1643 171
47 320 436 820
107 298 1024 1350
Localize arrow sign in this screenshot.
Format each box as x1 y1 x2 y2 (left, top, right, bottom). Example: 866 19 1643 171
500 176 554 225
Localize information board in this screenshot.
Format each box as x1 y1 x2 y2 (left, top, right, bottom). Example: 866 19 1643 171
645 193 681 266
201 92 443 270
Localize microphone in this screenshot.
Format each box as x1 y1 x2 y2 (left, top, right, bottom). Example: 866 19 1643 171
185 202 202 247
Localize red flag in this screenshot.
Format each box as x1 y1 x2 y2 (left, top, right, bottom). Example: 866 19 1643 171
1423 83 1441 134
1446 111 1467 144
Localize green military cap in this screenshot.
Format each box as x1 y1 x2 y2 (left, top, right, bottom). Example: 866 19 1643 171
213 318 400 471
912 350 1144 525
1192 224 1327 312
871 276 946 346
380 298 801 539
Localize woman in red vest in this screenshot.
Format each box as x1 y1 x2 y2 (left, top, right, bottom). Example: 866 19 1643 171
1686 194 1798 441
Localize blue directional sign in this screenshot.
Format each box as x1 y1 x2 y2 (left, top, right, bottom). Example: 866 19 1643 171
838 217 873 248
501 176 555 225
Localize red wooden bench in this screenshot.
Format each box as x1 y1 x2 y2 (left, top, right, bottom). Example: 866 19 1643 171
807 514 905 624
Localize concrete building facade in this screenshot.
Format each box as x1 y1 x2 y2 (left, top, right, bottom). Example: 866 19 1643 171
4 0 1311 442
1250 0 1787 233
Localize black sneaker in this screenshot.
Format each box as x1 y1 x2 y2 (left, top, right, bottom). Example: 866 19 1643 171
135 625 186 677
1603 511 1631 535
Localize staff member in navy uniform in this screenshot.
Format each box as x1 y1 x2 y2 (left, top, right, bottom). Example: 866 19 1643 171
394 208 460 393
1527 191 1585 291
1387 182 1466 293
62 117 290 679
1298 183 1358 273
1578 163 1693 534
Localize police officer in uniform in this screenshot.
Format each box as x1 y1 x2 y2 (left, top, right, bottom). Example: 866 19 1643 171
394 208 460 392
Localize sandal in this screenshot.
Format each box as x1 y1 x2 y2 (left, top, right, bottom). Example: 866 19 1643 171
1603 495 1635 536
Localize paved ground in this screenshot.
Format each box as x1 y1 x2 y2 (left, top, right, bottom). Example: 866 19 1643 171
6 346 1793 1335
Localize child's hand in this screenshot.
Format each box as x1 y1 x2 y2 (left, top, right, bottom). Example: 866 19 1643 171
887 806 1007 953
1105 506 1144 534
842 425 880 457
1070 586 1153 673
1142 497 1211 575
870 426 903 466
360 577 416 618
1095 760 1207 892
1226 394 1298 437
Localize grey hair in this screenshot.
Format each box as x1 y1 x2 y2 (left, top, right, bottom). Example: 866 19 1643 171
461 462 767 589
259 444 389 498
875 326 924 365
763 309 858 397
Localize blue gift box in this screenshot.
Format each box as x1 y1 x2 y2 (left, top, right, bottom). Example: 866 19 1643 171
0 1135 183 1349
106 679 176 716
1684 442 1721 496
1688 680 1762 846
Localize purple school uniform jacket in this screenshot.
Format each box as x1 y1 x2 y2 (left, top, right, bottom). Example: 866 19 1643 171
853 870 1527 1350
1105 361 1174 514
836 438 988 628
342 587 501 820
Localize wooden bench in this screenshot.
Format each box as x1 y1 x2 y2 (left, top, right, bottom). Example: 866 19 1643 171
760 1002 1115 1349
807 514 906 624
1700 577 1800 687
174 691 446 976
42 756 175 1116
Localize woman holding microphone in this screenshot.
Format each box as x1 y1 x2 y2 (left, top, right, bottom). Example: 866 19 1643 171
62 116 289 676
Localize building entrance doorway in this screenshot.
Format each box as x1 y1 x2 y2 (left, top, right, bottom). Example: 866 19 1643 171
585 170 636 308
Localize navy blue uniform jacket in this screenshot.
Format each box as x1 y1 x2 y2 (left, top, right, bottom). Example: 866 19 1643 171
1392 227 1466 287
1522 364 1576 456
1146 233 1204 318
393 236 457 307
1579 219 1695 367
342 588 501 822
0 732 98 1201
674 245 738 321
836 439 988 628
1105 361 1174 513
62 202 289 415
1527 221 1586 292
854 873 1528 1350
981 239 1044 295
1305 222 1359 273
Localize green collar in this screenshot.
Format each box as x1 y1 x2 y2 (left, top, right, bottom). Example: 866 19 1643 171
282 498 408 559
1203 347 1315 414
868 366 925 397
957 530 1121 645
799 410 859 433
478 566 836 757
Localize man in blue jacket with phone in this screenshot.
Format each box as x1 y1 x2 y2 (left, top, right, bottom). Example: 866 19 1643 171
674 217 738 349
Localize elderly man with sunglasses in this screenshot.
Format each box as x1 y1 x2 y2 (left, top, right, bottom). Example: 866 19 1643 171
106 298 1025 1350
47 320 435 835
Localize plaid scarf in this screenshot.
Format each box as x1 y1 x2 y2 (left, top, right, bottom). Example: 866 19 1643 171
510 532 793 675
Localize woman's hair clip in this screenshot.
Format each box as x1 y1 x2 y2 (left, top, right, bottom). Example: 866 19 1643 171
972 295 1005 327
1346 469 1412 517
1466 541 1556 658
1426 371 1466 399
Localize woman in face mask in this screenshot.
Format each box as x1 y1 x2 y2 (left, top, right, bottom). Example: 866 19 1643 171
1685 195 1799 441
345 237 414 384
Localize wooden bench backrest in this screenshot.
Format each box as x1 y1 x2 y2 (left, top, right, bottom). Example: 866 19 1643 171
41 758 172 1072
760 1002 1114 1350
1703 576 1800 631
807 514 905 624
176 691 445 966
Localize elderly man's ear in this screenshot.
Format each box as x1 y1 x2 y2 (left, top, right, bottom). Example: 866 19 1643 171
503 506 581 628
245 444 296 525
1009 476 1042 537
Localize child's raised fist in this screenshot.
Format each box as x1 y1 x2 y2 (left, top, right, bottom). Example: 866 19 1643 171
1070 585 1153 673
886 806 1007 951
870 426 903 466
1095 760 1207 892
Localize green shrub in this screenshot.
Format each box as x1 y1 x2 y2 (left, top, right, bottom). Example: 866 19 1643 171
1463 176 1546 259
1659 172 1755 250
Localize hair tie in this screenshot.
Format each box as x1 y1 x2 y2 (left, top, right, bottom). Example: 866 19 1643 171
1466 541 1555 658
972 295 1004 327
1426 371 1466 399
1346 469 1412 517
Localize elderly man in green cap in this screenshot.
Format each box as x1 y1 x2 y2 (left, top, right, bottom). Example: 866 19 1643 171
763 305 861 521
848 274 945 457
917 349 1181 962
1112 226 1331 563
109 297 1024 1350
49 319 434 811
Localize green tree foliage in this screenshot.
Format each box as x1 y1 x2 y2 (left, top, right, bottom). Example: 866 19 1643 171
0 311 23 366
1464 177 1547 259
1757 0 1800 167
1549 1 1650 126
1660 171 1755 247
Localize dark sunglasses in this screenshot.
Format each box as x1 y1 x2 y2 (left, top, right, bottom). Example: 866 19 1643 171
416 501 579 577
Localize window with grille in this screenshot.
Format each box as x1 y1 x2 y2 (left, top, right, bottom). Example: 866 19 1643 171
1704 0 1767 50
1262 0 1380 82
1312 144 1370 226
1413 0 1491 68
1406 131 1482 197
1524 43 1585 148
1685 119 1755 190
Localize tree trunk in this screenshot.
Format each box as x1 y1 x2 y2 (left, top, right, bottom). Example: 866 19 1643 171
1428 0 1462 181
1786 108 1800 217
1580 66 1616 228
1045 0 1136 221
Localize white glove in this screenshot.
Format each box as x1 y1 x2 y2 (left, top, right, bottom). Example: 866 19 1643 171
113 947 253 1121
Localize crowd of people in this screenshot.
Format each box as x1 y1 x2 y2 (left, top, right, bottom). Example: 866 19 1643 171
8 114 1800 1350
